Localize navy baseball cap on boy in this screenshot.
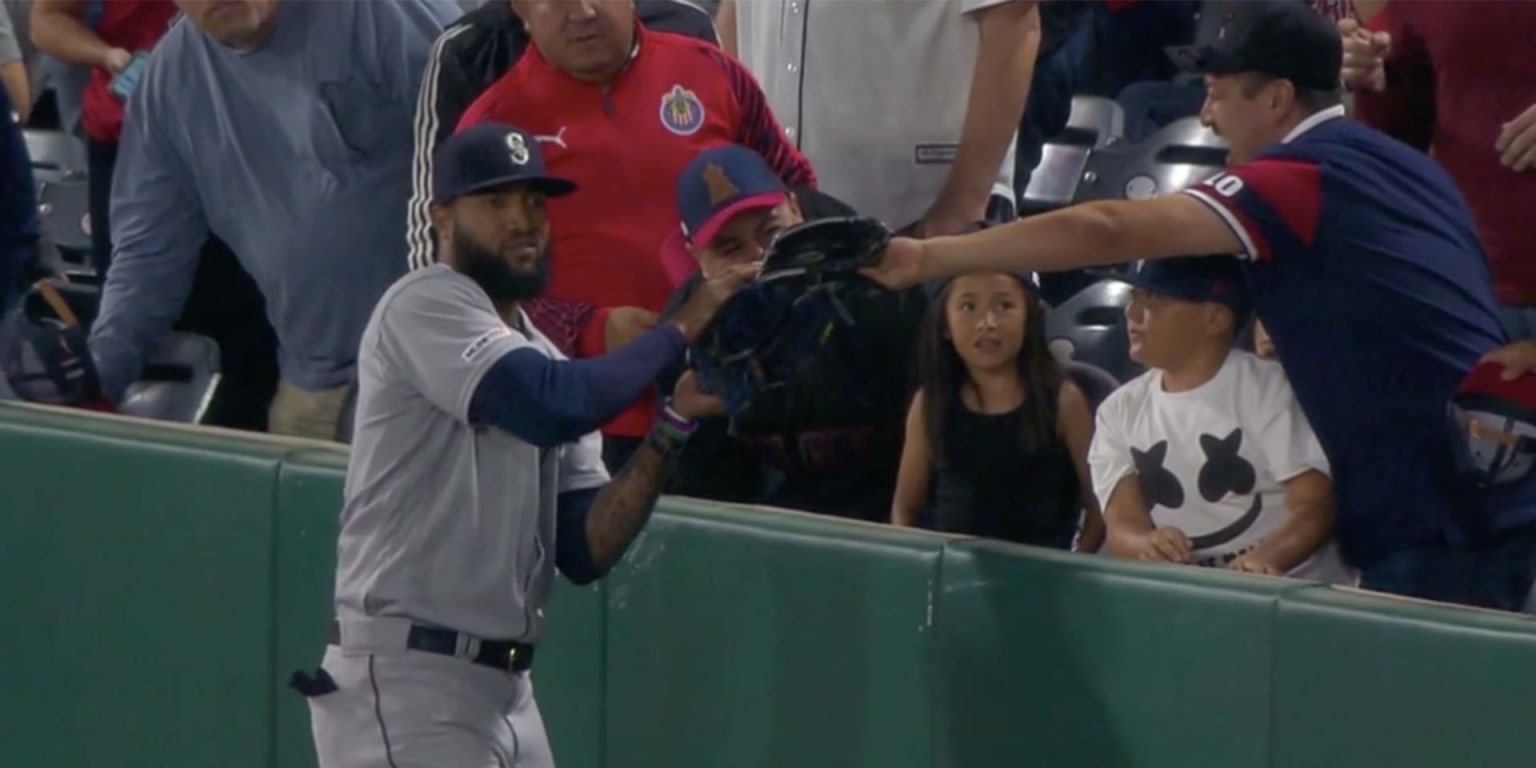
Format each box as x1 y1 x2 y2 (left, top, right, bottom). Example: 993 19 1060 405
1192 0 1342 92
1106 255 1251 316
432 122 577 203
661 144 789 285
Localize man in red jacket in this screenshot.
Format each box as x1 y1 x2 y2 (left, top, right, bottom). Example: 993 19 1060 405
456 0 814 469
1340 3 1536 338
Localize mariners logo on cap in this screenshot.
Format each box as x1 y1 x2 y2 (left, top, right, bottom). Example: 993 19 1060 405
659 85 705 136
505 132 530 166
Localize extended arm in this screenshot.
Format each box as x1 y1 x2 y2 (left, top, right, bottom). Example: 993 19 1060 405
467 324 685 448
88 72 209 399
928 193 1244 277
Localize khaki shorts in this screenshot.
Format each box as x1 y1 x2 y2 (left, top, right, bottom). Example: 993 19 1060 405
268 380 350 441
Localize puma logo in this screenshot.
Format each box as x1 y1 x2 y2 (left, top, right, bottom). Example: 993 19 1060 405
533 126 568 149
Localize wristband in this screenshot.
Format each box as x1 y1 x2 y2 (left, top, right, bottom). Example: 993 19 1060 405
647 400 697 458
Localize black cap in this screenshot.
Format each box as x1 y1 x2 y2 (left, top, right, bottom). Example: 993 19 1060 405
1103 256 1251 316
1193 0 1342 92
432 122 577 203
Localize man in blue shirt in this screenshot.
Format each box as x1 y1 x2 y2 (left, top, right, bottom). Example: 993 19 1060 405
862 0 1536 612
88 0 458 439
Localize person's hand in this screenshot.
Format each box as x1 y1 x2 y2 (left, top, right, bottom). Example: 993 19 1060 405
101 47 134 75
668 370 726 421
1337 18 1390 93
1227 555 1282 576
1134 527 1193 563
1496 103 1536 172
604 306 658 352
1479 339 1536 381
858 236 929 291
665 261 759 343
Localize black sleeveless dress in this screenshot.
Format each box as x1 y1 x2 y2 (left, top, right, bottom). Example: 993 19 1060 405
931 391 1082 550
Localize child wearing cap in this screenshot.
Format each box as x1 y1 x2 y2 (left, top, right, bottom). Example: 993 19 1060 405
1089 255 1353 582
656 144 926 520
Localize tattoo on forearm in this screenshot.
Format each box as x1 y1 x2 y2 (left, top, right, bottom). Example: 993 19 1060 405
585 442 676 571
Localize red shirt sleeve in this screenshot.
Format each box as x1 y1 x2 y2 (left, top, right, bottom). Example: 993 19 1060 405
1182 159 1325 262
707 49 817 189
524 297 603 358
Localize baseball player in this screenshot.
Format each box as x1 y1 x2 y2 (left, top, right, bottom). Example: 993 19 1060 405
296 122 750 768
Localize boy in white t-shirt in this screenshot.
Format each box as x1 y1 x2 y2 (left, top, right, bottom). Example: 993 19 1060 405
1089 256 1353 584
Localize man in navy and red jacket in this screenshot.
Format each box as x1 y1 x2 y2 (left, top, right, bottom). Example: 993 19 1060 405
862 0 1536 612
452 0 814 469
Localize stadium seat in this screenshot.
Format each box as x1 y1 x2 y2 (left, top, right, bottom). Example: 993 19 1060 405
1046 279 1142 383
333 379 359 444
1064 96 1127 149
1020 97 1129 215
22 129 88 179
34 177 93 267
1062 360 1121 413
117 332 223 425
1071 117 1228 205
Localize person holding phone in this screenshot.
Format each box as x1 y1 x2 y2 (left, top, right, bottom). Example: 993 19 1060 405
29 0 175 275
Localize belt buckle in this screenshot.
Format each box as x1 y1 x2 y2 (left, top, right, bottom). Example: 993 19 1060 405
506 645 520 671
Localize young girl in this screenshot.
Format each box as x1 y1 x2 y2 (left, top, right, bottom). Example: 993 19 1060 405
892 272 1105 552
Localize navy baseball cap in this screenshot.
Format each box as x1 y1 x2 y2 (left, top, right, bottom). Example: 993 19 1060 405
1105 256 1251 315
432 122 576 203
676 144 788 248
660 144 789 285
1193 0 1342 92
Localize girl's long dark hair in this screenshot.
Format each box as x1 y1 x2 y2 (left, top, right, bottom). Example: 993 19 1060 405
917 275 1064 467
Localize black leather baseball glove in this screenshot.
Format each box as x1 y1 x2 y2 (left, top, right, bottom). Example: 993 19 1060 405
689 216 893 414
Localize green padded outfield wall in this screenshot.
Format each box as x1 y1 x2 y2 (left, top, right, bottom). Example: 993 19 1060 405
4 403 1536 768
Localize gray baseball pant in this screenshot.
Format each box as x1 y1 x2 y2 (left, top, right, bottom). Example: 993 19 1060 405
308 643 554 768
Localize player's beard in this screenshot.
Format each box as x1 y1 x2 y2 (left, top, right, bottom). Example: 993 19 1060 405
455 228 550 304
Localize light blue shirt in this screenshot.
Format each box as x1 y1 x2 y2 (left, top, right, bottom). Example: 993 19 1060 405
90 0 458 397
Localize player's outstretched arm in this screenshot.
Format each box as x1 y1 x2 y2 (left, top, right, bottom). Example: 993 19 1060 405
467 266 756 447
553 373 721 584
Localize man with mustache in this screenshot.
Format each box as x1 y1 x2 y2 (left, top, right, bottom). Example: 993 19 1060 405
301 122 749 768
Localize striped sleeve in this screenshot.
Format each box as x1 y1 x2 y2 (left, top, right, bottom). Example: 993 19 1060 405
706 49 816 189
405 21 480 272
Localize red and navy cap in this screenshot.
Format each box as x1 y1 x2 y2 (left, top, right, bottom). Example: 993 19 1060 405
1449 362 1536 487
432 122 577 203
1103 255 1251 315
660 144 789 285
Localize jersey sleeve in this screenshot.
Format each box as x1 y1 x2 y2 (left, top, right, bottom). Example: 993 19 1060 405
1181 158 1326 262
1087 388 1136 510
559 431 611 493
377 275 530 423
706 48 817 189
1246 360 1331 483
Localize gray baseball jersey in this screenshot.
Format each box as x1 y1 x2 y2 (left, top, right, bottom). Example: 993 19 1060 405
333 264 609 641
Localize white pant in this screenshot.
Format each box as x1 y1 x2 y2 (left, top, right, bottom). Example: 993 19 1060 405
308 645 554 768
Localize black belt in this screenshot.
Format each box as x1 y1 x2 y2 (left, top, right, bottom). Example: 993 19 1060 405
328 621 535 673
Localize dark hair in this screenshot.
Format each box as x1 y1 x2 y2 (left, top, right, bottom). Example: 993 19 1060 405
917 274 1064 466
1238 73 1343 112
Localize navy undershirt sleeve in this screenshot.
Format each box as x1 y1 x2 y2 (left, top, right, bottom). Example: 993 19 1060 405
467 323 686 448
556 487 602 585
